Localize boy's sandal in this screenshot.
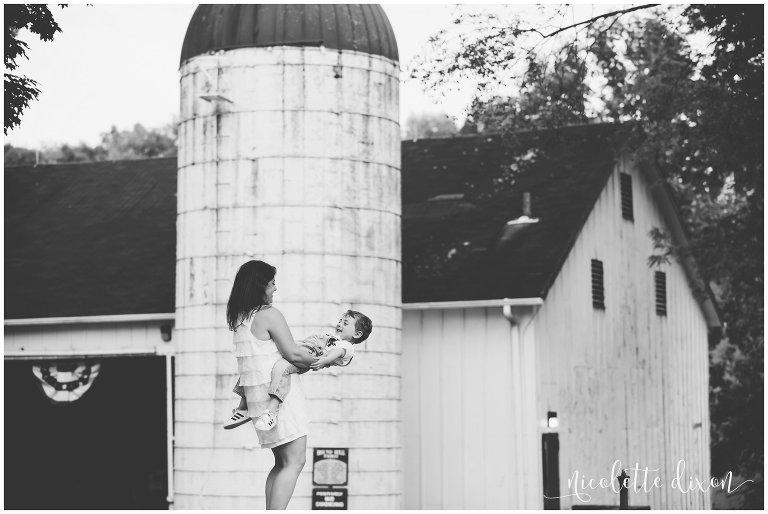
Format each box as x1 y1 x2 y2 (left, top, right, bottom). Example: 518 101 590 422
223 409 252 430
253 409 278 432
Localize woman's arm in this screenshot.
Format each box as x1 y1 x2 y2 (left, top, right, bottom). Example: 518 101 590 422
263 308 317 369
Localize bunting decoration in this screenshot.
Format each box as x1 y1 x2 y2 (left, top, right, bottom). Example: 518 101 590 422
32 361 101 403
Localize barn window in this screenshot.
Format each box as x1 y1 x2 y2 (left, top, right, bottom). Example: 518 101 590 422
620 173 634 221
591 259 605 310
655 271 667 316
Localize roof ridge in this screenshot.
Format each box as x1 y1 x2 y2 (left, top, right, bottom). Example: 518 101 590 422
402 121 624 144
4 155 177 170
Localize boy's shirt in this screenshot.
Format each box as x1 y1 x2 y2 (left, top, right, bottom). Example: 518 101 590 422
300 333 355 366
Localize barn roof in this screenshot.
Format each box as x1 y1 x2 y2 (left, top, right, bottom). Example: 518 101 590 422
5 123 718 327
180 4 399 65
4 158 177 319
402 123 626 303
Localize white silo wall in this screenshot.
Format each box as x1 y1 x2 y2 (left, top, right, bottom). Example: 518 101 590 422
175 46 401 509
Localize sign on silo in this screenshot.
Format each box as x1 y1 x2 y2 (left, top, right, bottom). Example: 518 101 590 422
312 489 348 510
313 448 349 486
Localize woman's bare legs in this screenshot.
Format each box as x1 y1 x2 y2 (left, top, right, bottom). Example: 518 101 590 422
265 448 282 507
266 436 307 510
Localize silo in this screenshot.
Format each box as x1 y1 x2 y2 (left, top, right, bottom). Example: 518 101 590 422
174 4 401 509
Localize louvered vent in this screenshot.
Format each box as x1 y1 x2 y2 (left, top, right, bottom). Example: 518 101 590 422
620 173 634 221
655 271 667 316
591 259 605 310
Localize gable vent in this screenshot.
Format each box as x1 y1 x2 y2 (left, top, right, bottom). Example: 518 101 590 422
655 271 667 316
620 173 634 221
591 259 605 310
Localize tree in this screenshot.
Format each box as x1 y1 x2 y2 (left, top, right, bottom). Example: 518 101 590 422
100 122 177 160
413 4 763 508
4 121 178 166
404 112 459 140
3 143 37 165
5 4 66 135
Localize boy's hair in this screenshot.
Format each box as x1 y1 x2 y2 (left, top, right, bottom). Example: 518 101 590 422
346 310 373 344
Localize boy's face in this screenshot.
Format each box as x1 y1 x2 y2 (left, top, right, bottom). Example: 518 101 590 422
335 314 361 342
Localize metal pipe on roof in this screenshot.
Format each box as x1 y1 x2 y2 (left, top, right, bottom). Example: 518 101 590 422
523 191 531 217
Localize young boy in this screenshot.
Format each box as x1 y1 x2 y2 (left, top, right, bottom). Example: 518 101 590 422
224 309 373 431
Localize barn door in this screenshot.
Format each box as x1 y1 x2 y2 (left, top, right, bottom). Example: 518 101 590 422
4 356 169 509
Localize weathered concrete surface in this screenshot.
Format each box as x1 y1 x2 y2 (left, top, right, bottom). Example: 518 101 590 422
175 46 401 509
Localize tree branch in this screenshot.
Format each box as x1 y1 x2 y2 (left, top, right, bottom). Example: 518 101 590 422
526 4 660 39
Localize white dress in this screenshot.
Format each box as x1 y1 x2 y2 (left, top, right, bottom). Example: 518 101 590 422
232 311 309 449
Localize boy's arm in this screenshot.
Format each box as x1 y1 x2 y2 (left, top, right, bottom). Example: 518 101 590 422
309 347 346 370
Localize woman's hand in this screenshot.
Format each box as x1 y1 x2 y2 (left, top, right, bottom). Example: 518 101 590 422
292 349 319 369
309 355 335 371
309 347 345 370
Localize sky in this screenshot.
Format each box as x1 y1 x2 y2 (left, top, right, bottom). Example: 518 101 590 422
5 2 642 149
5 2 477 149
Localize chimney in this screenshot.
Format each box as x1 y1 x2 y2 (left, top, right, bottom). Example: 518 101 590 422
523 192 531 217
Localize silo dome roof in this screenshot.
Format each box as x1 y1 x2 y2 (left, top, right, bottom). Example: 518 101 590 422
180 4 399 65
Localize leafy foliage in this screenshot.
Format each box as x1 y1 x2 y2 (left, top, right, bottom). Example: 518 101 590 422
413 4 763 508
404 112 459 140
4 122 178 166
4 4 65 134
99 123 177 160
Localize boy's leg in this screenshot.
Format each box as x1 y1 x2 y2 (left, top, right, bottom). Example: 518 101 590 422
254 346 315 431
232 377 247 410
223 377 251 429
255 359 301 429
264 344 316 408
267 359 302 403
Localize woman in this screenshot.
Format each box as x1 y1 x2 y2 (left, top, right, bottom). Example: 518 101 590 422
226 260 317 509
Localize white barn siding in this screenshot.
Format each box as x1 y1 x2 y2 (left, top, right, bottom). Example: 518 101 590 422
402 306 540 509
5 320 173 357
534 158 711 509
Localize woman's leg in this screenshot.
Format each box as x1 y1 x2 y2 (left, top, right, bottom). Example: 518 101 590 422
265 448 282 507
267 436 307 510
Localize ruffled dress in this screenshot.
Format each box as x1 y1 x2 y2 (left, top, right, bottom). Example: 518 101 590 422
232 311 309 449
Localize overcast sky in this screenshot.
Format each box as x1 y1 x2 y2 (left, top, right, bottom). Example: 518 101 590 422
5 3 480 148
6 2 638 149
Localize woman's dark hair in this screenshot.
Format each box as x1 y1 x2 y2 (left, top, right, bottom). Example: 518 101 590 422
226 260 277 331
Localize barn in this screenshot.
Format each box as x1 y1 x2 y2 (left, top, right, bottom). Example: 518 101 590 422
5 125 720 509
4 3 720 511
399 126 721 509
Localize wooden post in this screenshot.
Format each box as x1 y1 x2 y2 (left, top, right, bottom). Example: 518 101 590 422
541 433 560 509
618 469 629 509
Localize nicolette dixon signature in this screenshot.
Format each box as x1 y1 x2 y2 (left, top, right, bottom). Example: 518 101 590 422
545 459 754 502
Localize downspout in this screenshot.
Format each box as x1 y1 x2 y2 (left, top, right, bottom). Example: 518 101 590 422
503 304 540 333
502 304 519 326
166 354 175 507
